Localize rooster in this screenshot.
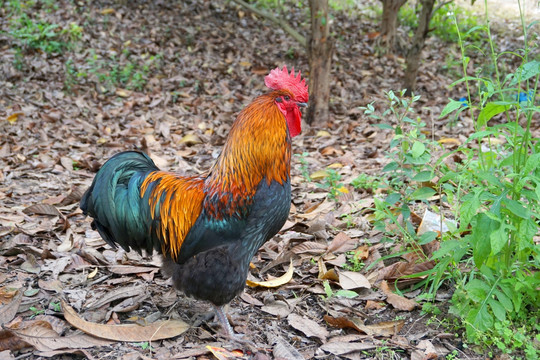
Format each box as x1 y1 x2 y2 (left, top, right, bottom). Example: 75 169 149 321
80 66 308 337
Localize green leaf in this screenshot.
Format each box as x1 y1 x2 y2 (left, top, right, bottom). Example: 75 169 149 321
466 129 496 142
376 123 393 130
470 213 497 267
411 187 436 200
431 240 461 260
510 60 540 84
460 192 481 228
418 231 437 245
335 290 358 298
470 306 493 332
488 298 506 322
465 278 490 302
493 289 513 312
412 170 434 182
477 103 510 127
440 98 465 118
323 280 333 298
522 153 540 175
385 192 401 205
502 198 530 219
382 161 398 172
411 141 426 158
518 218 538 244
489 223 507 255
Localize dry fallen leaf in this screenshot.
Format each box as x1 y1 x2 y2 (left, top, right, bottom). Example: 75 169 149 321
290 241 327 255
338 271 371 290
319 341 377 356
380 281 418 311
287 313 329 342
206 346 244 359
99 7 115 14
327 232 357 254
324 315 404 337
62 300 189 341
0 289 22 326
6 113 23 124
246 260 294 288
179 134 202 146
22 204 62 217
270 334 304 360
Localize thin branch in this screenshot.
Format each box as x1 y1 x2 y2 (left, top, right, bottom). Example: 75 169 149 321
230 0 307 48
433 0 453 14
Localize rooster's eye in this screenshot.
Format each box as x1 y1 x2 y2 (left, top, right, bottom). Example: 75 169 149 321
276 97 283 103
284 95 290 101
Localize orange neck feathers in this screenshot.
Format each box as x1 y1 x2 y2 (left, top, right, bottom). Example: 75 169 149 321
140 91 294 259
204 91 292 217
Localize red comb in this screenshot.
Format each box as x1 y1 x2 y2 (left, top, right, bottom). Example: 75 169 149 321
264 66 308 103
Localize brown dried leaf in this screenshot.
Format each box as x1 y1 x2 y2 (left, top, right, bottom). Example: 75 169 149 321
290 241 327 255
338 271 371 290
270 334 304 360
327 232 357 254
380 281 418 311
206 346 244 360
324 315 404 337
0 289 22 325
320 268 339 281
84 286 145 310
22 204 62 217
353 245 370 261
62 300 189 341
364 300 384 310
108 265 160 275
35 349 95 359
0 329 31 352
287 313 328 342
11 323 112 352
319 341 377 356
37 279 63 293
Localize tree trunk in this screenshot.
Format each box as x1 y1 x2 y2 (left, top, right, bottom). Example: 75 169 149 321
403 0 435 95
306 0 333 126
379 0 407 51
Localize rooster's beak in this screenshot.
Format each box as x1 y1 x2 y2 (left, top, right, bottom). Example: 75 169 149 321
297 102 308 108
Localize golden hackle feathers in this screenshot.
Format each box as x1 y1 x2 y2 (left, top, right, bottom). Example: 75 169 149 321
140 173 205 259
140 91 292 260
205 91 291 217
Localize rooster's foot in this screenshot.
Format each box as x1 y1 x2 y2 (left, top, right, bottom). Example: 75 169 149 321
213 305 256 350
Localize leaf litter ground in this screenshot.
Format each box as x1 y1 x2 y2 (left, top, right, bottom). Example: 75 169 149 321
1 0 538 359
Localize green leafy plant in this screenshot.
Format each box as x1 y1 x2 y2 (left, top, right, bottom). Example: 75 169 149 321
316 169 347 201
399 2 482 44
434 2 540 355
342 250 365 272
362 90 439 251
49 301 61 312
133 342 153 351
350 173 381 192
29 306 45 318
294 152 312 181
81 50 163 92
7 13 82 54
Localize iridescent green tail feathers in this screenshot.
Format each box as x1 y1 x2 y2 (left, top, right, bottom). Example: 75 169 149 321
80 151 159 254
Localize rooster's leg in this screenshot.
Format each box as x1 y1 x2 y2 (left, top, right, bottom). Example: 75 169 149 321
213 305 256 350
213 305 235 337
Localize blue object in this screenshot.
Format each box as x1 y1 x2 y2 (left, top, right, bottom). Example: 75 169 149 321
514 90 534 103
459 97 468 107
